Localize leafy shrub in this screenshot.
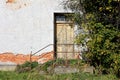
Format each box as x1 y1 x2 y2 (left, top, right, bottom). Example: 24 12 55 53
15 61 38 73
40 59 64 71
35 58 85 74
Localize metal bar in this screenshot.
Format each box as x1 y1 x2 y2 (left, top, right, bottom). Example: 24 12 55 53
31 44 81 56
56 44 80 45
32 44 53 56
57 52 80 53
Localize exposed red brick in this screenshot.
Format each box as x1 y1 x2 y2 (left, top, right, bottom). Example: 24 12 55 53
0 51 54 64
6 0 15 3
38 51 54 64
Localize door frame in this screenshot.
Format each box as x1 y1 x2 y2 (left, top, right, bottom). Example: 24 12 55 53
53 13 74 59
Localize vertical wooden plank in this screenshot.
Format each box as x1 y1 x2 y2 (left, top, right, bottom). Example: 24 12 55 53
56 23 74 59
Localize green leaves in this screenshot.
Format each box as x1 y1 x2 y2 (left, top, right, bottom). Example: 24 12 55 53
63 0 120 76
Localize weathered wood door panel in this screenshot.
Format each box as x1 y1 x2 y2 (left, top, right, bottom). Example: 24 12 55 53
56 23 74 59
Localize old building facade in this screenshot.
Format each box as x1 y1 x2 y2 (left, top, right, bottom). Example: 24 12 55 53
0 0 81 59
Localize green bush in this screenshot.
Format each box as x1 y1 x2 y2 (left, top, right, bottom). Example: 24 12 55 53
15 61 38 73
39 59 64 71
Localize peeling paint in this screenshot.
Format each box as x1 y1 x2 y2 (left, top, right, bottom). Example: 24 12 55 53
0 51 53 64
6 0 31 10
0 0 69 54
6 0 15 3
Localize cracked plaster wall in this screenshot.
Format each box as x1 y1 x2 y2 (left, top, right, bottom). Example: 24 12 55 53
0 0 70 54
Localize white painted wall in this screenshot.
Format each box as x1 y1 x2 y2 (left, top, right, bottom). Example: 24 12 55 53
0 0 70 54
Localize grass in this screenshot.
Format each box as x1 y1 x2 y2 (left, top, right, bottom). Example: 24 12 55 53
0 59 119 80
0 71 119 80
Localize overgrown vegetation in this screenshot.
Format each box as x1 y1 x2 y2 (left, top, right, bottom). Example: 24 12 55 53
15 61 38 73
0 71 119 80
32 59 86 74
0 59 120 80
63 0 120 78
0 0 119 79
